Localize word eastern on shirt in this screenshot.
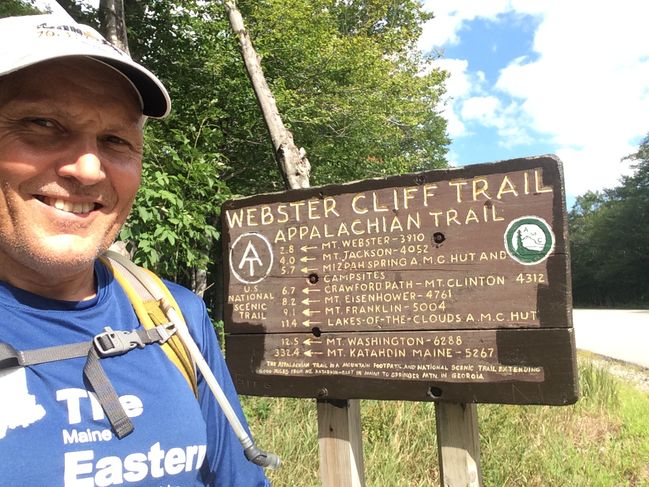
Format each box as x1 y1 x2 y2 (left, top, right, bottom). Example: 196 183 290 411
64 441 207 486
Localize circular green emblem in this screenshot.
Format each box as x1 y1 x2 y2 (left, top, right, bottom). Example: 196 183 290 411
504 216 555 265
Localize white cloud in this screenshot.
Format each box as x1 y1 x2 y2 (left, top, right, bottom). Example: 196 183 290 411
460 96 534 148
557 146 636 198
494 1 649 195
419 0 548 50
420 0 649 197
460 96 500 121
432 58 476 137
445 149 461 168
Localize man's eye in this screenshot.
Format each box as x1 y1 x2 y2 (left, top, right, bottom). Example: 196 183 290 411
104 135 129 146
28 118 57 128
102 135 140 154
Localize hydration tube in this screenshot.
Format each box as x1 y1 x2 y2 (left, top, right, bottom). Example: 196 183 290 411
107 251 280 469
162 303 281 469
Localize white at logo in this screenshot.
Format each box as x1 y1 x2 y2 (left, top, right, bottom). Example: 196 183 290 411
238 240 264 276
229 232 274 284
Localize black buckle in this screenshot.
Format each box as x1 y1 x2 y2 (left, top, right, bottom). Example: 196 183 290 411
93 327 143 358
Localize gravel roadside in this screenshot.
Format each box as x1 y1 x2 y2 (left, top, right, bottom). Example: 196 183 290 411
587 353 649 394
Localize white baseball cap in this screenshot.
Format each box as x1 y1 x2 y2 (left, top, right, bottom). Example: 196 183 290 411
0 14 171 118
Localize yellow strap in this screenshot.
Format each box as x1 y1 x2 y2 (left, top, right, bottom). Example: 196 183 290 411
141 268 198 397
99 257 198 397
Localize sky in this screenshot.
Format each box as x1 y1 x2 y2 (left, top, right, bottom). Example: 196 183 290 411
418 0 649 204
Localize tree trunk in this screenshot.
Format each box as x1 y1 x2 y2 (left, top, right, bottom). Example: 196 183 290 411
98 0 130 54
223 0 311 190
192 268 208 298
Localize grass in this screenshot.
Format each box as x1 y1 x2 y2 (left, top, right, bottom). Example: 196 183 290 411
241 355 649 486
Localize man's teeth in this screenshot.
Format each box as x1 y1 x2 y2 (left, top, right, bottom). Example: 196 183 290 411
50 198 94 214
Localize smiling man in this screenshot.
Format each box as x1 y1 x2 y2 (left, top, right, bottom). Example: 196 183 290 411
0 14 269 486
0 57 144 300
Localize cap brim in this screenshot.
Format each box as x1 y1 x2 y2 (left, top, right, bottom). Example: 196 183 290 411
88 56 170 118
0 15 171 118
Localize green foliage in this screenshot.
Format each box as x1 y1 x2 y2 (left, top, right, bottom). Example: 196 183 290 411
117 1 243 290
0 0 42 17
119 128 227 282
242 0 449 188
578 360 620 411
569 135 649 306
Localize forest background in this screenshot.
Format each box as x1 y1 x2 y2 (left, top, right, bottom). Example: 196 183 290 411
3 0 648 309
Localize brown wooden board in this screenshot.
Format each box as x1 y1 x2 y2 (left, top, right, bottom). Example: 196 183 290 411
227 329 577 404
221 155 578 405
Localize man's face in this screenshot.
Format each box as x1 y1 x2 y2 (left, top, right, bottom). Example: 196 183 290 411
0 57 145 281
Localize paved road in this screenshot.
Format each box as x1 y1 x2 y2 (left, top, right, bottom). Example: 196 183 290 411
573 309 649 368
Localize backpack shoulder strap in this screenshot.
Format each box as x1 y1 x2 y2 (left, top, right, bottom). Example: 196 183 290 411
100 250 199 397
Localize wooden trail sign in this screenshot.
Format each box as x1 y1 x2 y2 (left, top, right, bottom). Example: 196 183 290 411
222 156 578 406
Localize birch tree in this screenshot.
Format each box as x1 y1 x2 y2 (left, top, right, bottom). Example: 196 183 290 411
224 0 310 190
99 0 129 53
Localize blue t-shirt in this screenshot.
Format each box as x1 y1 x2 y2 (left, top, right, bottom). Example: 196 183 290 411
0 261 269 486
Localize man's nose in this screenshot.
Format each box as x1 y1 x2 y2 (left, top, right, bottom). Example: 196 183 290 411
56 139 105 185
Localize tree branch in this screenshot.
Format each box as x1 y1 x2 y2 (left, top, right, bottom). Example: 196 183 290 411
223 0 310 190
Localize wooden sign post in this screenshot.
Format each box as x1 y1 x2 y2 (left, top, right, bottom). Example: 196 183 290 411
317 399 364 486
436 402 481 486
221 156 577 484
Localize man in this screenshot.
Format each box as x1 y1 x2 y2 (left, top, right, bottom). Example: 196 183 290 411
0 14 269 486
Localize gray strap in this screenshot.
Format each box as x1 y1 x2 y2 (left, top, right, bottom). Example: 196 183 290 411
0 324 176 439
23 343 92 365
83 325 177 439
0 342 90 368
84 346 134 438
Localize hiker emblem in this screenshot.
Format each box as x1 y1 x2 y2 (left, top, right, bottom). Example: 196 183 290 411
504 216 554 265
229 232 274 284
